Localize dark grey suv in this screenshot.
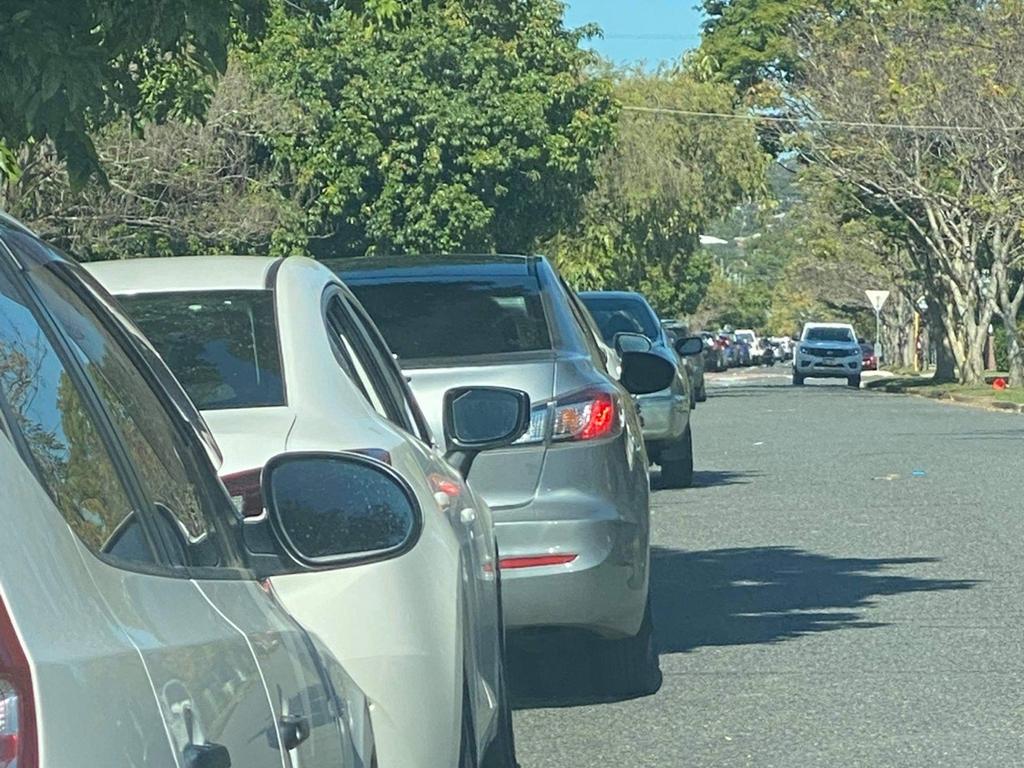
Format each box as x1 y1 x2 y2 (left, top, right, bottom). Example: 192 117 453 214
329 255 674 694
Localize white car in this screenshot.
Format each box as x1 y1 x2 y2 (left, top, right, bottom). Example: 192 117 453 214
0 215 376 767
87 256 522 768
735 328 762 361
793 322 863 387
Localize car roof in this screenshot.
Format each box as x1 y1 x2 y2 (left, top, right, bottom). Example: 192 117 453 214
84 255 282 294
326 253 541 280
577 290 647 302
803 322 855 329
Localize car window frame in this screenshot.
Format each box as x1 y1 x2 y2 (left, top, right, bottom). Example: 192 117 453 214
323 287 420 436
1 233 251 580
0 234 169 572
343 290 435 445
558 276 611 374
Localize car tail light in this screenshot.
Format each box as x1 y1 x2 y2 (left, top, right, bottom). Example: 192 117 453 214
551 390 620 442
499 553 578 570
222 468 264 518
512 404 550 445
0 595 37 768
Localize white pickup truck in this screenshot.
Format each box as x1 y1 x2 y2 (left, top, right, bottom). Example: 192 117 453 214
793 322 863 388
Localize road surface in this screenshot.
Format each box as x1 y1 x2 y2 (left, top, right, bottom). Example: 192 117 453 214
511 370 1024 767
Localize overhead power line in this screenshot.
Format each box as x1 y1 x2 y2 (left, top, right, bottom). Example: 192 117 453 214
601 34 703 41
620 105 1024 133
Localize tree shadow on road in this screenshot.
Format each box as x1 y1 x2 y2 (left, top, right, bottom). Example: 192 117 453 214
651 468 761 490
651 545 977 653
506 547 975 711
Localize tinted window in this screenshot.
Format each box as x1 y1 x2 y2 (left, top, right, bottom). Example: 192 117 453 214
348 275 551 360
805 327 856 343
29 268 230 568
119 291 285 410
0 259 156 564
580 296 661 342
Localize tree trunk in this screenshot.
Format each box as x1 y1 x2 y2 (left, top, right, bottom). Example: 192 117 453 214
927 302 958 382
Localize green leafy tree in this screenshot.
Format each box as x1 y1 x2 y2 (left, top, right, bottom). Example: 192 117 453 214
551 66 768 318
0 0 270 186
244 0 616 256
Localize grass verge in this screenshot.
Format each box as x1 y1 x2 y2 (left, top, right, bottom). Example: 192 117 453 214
865 374 1024 411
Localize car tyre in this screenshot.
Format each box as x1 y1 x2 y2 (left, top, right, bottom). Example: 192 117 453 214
592 598 661 697
848 375 861 389
482 572 518 768
695 381 707 403
659 426 694 488
458 682 477 768
793 371 805 386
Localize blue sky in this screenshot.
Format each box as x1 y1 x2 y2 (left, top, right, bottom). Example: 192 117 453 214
564 1 705 68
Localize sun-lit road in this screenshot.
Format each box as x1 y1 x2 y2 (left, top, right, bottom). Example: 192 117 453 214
511 370 1024 767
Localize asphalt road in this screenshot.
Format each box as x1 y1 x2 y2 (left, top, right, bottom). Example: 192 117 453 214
510 369 1024 767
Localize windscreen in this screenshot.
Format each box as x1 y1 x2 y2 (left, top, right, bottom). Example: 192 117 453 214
580 296 661 343
804 327 856 343
118 291 285 410
347 275 552 361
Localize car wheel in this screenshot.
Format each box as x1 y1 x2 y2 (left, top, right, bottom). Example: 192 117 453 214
482 573 517 768
592 598 661 697
793 371 805 386
848 375 861 388
696 381 707 402
458 682 477 768
659 426 694 489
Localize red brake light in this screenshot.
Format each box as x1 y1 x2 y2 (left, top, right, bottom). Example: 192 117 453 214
499 554 578 570
221 468 264 518
429 474 463 498
551 390 619 442
0 595 37 768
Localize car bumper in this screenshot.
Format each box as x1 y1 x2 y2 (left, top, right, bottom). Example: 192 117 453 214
636 389 688 443
496 505 648 639
795 358 862 377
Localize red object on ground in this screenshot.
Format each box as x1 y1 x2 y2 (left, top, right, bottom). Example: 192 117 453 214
993 378 1008 390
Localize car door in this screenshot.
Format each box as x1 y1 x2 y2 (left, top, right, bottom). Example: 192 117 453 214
327 288 502 744
4 231 351 767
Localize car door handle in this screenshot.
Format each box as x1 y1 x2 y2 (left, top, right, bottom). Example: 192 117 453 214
183 742 231 768
279 714 311 751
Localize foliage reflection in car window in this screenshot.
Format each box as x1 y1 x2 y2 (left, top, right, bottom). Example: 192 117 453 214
28 265 226 567
0 261 156 563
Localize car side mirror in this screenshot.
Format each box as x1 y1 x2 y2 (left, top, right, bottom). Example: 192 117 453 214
674 335 704 357
262 452 420 567
619 350 676 395
442 386 531 477
614 332 653 354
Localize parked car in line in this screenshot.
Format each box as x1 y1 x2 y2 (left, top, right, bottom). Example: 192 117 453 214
662 320 707 403
769 335 795 361
87 255 524 768
578 291 699 487
859 338 878 371
331 255 681 695
717 330 742 367
735 329 762 363
793 322 864 387
701 330 728 371
0 214 378 768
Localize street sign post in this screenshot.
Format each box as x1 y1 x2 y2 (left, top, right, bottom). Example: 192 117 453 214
865 290 890 364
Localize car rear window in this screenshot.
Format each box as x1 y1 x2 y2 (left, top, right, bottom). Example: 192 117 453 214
118 291 285 410
346 275 552 361
805 327 856 343
580 296 661 342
